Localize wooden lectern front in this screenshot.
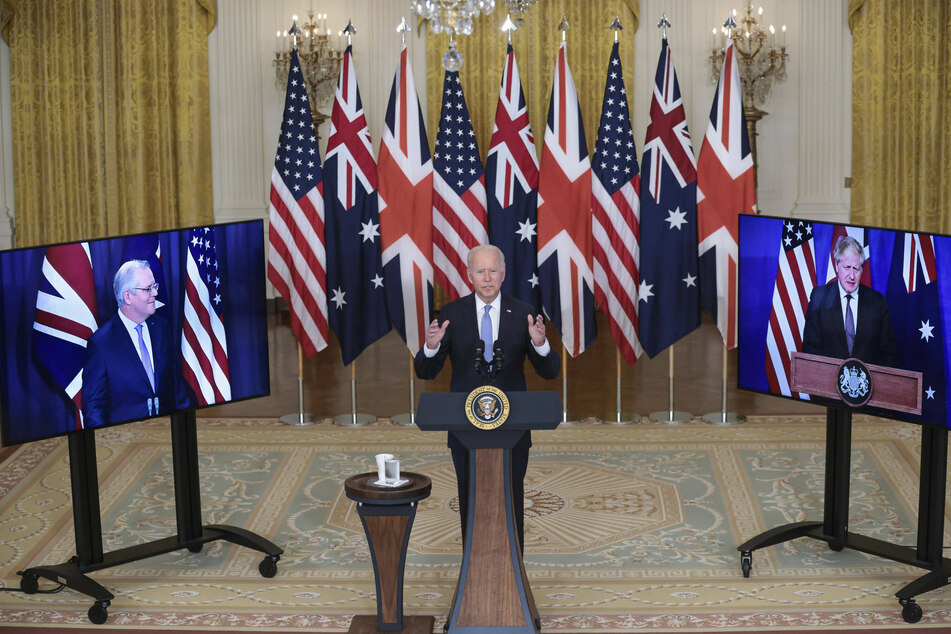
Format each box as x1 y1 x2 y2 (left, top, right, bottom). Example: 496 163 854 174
790 352 922 414
416 390 560 634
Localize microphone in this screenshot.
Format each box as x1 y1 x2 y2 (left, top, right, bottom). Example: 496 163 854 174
491 340 504 376
474 340 486 375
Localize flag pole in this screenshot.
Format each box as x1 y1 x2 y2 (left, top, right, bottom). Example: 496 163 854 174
649 344 692 423
604 348 637 424
280 342 315 426
391 353 416 426
703 343 744 424
333 359 375 427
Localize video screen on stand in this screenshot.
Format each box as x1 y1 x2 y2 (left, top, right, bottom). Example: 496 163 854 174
0 220 270 446
738 214 951 428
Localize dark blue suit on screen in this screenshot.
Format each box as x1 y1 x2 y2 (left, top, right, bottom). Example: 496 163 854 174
82 313 190 428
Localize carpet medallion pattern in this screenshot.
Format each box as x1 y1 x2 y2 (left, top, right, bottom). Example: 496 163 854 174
0 415 949 631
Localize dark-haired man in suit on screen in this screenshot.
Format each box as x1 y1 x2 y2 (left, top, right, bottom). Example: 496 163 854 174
83 260 190 428
414 244 560 552
802 235 898 367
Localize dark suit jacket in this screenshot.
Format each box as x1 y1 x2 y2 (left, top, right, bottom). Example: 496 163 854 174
414 293 561 449
82 313 190 428
801 281 898 368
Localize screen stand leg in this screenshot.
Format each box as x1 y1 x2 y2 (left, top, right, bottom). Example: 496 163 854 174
17 410 283 624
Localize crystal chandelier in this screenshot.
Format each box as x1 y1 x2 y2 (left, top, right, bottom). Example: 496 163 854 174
273 9 343 135
411 0 541 70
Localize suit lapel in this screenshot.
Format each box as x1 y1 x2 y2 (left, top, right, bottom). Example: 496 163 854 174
498 295 515 344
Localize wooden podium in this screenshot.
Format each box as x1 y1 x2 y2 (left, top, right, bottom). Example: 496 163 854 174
789 352 922 413
739 353 949 624
416 390 561 634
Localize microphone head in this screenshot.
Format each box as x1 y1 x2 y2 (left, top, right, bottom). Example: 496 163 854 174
475 340 485 356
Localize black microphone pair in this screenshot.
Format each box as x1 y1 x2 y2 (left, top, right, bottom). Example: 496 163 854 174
473 341 504 378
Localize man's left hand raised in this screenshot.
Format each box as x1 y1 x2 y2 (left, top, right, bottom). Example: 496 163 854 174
527 314 546 347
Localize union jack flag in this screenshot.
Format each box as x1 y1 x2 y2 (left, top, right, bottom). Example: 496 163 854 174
592 41 642 366
697 39 756 350
433 70 488 301
765 220 817 397
181 227 231 406
32 243 99 429
324 45 390 365
267 49 329 357
638 38 700 358
486 44 541 313
537 39 596 358
378 42 433 355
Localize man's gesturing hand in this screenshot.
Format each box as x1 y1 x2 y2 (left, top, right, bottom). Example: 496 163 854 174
425 318 450 350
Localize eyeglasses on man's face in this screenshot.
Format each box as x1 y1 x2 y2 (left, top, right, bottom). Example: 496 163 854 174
132 283 160 294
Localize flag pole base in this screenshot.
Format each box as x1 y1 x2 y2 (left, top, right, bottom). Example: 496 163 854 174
391 413 416 426
560 412 589 425
333 413 375 427
702 412 745 425
602 412 640 425
649 410 693 424
279 413 315 426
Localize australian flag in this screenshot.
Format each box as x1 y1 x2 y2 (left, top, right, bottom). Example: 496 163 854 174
485 44 541 313
886 232 945 425
324 45 390 365
637 38 700 358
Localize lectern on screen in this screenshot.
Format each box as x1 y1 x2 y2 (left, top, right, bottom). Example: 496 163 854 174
737 214 951 427
0 220 270 447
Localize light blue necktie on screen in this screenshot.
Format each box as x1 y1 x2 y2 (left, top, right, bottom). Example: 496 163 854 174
480 305 493 362
135 323 155 391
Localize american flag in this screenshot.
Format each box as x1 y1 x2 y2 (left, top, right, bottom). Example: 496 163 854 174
765 220 817 397
537 39 596 358
267 49 329 357
697 39 756 350
32 243 99 429
324 45 390 366
181 227 231 405
486 44 541 313
592 41 642 366
637 38 700 358
378 42 433 355
433 70 488 301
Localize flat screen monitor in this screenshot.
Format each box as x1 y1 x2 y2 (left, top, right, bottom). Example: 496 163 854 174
738 214 950 427
0 220 269 446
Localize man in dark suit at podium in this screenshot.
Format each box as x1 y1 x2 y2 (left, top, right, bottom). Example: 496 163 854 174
414 244 560 551
802 235 898 367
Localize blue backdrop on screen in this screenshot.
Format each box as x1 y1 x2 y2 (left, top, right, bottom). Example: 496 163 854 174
0 220 269 446
738 214 951 428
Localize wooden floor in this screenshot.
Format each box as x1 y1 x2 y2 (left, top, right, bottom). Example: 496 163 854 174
202 307 817 422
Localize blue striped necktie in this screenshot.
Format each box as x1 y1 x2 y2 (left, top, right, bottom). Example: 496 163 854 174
480 305 493 362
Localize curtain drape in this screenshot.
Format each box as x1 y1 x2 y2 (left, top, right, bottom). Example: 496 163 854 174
1 0 215 247
425 1 638 161
849 0 951 232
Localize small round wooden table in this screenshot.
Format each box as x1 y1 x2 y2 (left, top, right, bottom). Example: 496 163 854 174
344 471 433 634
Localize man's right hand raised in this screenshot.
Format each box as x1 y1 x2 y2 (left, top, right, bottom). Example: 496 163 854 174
425 318 450 350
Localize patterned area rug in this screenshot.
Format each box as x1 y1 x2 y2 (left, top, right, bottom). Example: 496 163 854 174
1 415 950 631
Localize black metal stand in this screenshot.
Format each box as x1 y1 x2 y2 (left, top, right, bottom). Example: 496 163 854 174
16 410 283 624
738 407 951 624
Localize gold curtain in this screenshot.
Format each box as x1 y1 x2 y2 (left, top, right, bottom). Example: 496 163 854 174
1 0 215 247
849 0 951 232
425 1 638 162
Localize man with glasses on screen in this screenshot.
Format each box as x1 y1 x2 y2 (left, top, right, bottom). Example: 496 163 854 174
82 260 190 428
802 235 898 368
